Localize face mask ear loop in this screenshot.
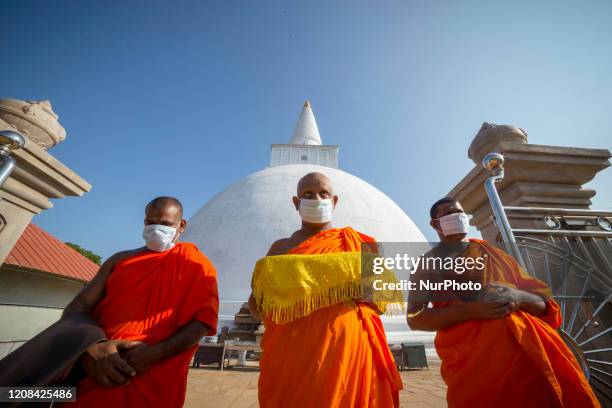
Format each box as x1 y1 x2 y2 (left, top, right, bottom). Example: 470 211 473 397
171 222 182 244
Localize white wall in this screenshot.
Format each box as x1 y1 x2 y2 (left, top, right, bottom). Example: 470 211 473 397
0 267 84 359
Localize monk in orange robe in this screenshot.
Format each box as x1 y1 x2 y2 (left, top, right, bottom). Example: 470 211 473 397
407 197 600 408
248 172 403 408
58 196 219 407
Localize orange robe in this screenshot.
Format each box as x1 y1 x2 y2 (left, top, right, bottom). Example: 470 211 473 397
258 227 403 408
68 242 219 408
434 239 600 408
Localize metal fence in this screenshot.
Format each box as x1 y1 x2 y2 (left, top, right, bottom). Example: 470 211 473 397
483 153 612 403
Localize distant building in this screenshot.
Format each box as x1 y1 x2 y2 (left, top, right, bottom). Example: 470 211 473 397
0 223 98 358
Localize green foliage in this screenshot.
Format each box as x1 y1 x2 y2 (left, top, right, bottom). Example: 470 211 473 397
65 242 102 265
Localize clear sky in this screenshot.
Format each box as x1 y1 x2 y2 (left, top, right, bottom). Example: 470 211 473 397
1 1 611 259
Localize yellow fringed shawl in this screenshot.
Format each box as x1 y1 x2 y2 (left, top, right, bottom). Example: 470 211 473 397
251 251 404 324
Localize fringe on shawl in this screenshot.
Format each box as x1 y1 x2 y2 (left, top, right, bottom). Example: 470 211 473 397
252 252 405 324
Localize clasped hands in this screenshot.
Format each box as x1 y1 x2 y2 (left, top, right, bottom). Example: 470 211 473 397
82 339 164 387
463 282 525 320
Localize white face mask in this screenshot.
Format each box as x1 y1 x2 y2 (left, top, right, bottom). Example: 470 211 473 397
142 224 179 252
298 198 334 224
437 212 470 236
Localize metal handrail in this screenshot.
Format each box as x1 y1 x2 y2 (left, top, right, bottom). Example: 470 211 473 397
0 302 65 310
481 153 527 268
504 207 612 217
513 229 612 238
0 130 25 187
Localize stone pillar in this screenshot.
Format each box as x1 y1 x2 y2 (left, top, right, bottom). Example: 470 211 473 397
0 99 91 264
448 122 611 241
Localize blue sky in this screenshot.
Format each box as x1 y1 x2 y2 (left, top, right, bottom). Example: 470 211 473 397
1 1 611 259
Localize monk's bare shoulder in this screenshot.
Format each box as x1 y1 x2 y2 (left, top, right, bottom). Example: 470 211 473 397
101 247 148 276
266 238 292 256
267 229 314 256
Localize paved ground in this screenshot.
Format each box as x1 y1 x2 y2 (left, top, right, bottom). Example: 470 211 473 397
185 361 447 408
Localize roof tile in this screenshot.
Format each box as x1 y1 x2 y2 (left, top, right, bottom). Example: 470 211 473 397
3 223 99 281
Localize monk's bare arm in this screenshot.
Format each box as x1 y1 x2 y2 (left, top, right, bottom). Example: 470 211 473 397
63 253 118 317
407 303 471 331
515 289 547 317
483 283 547 317
248 238 290 319
407 301 517 331
122 320 211 374
247 294 260 320
157 320 210 358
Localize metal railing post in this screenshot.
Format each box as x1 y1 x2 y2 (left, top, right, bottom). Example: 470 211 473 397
482 152 527 269
0 130 25 188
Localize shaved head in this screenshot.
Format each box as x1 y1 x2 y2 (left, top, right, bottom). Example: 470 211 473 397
430 197 458 219
429 197 467 242
144 196 186 234
146 196 183 217
292 172 338 223
297 172 334 196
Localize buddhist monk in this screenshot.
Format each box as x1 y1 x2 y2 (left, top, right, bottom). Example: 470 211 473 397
0 196 219 408
406 197 600 408
248 172 403 408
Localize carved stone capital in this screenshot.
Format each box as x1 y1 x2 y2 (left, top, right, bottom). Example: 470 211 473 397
468 122 528 165
0 99 66 149
0 109 91 264
450 123 610 241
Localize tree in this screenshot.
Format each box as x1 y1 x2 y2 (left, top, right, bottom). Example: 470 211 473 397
65 242 102 265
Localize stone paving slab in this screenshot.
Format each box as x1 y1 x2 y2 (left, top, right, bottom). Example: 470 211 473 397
185 362 447 407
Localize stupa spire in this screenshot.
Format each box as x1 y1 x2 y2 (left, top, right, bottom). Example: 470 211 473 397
289 100 322 145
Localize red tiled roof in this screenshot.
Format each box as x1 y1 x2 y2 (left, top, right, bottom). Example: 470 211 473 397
3 223 99 282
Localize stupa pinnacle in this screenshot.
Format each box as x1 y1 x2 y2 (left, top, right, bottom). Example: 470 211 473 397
289 100 322 145
271 100 338 168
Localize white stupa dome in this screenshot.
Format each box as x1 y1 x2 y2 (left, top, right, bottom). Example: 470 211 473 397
183 164 426 303
182 101 433 348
